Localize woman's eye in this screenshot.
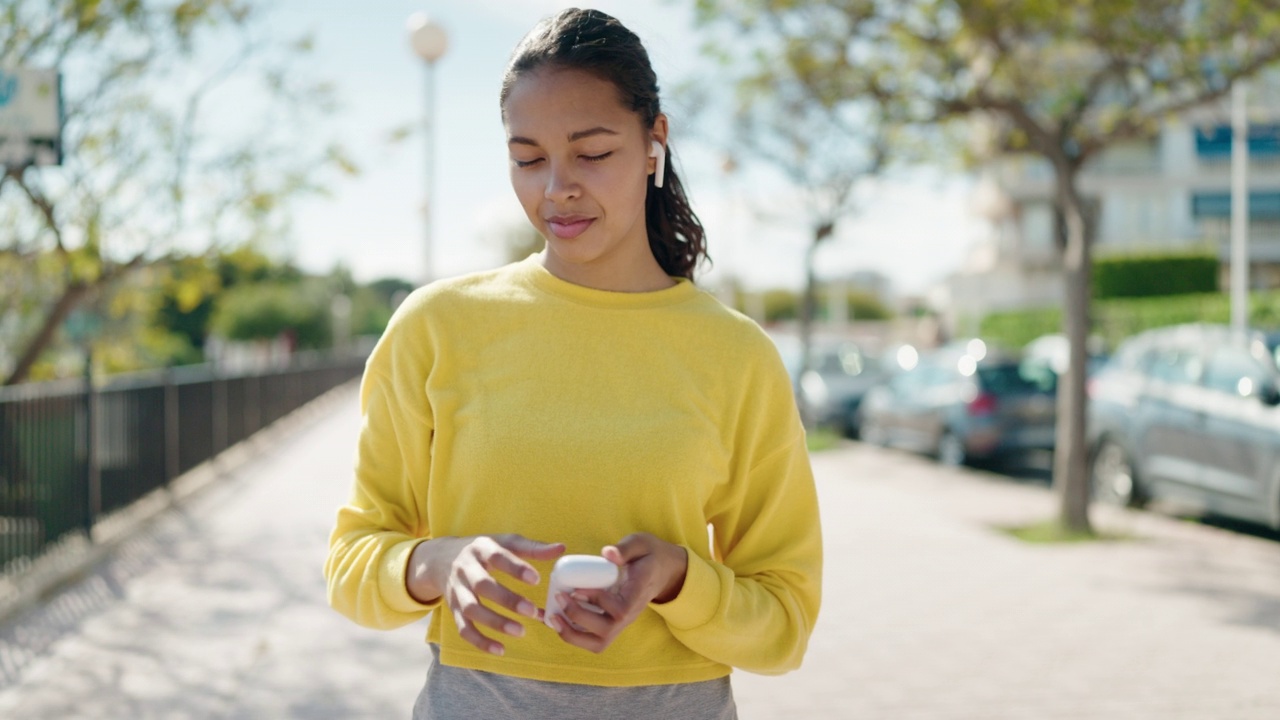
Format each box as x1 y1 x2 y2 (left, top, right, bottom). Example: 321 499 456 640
582 152 613 163
513 158 543 168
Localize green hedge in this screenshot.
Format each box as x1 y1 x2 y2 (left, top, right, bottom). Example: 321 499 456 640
980 290 1280 350
755 288 893 323
979 307 1063 349
210 282 333 349
1092 251 1218 299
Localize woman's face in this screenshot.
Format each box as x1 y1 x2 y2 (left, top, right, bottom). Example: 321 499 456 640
503 67 665 281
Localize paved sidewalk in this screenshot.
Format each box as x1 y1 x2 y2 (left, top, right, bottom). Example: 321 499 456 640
1 389 1278 718
735 449 1280 719
0 388 429 719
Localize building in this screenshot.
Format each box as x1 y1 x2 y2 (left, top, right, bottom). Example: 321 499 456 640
937 86 1280 336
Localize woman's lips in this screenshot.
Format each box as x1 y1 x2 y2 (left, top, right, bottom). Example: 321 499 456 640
547 217 594 239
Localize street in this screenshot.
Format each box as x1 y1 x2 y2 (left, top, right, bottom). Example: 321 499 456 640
1 388 1278 719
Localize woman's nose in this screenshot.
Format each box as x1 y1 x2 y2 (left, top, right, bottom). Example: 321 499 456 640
544 161 580 202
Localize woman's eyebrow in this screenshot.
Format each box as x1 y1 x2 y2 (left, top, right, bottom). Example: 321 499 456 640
567 126 618 142
507 127 619 147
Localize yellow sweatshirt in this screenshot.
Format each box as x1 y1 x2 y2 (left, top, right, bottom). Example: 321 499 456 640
324 254 822 687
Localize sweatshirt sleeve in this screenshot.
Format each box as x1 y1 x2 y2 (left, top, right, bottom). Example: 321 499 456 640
649 346 822 675
324 312 440 630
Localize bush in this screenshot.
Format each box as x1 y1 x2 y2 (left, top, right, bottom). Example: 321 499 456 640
210 282 332 349
762 289 799 322
349 286 395 337
755 287 893 323
979 290 1280 351
1092 251 1218 299
834 289 893 321
978 307 1062 348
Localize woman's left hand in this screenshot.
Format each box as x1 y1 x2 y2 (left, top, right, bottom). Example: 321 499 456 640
548 532 688 654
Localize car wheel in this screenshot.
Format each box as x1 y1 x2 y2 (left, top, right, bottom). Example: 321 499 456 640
937 429 966 467
1091 438 1145 508
843 411 860 440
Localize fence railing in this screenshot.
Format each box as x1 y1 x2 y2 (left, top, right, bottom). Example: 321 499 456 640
0 352 366 578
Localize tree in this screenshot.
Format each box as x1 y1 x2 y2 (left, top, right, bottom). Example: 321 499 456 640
210 280 332 350
694 0 1280 533
690 1 893 425
0 0 355 385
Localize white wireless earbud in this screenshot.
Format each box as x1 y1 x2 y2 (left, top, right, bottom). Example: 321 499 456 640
650 140 666 189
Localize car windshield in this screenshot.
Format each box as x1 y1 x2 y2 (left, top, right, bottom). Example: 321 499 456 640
978 363 1056 394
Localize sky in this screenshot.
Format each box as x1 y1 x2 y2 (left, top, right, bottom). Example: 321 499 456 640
262 0 988 298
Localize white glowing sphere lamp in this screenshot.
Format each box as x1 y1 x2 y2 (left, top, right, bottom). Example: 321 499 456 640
407 12 449 63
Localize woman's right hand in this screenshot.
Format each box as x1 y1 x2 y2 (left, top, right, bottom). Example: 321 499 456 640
408 535 565 656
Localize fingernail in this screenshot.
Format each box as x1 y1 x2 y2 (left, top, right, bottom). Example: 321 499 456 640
570 591 588 602
489 644 504 656
549 615 563 632
505 622 524 637
518 600 537 618
556 592 569 606
523 570 538 584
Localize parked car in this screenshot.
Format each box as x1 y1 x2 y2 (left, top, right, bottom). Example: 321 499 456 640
771 335 888 437
1087 323 1280 531
858 343 1058 466
1022 333 1109 378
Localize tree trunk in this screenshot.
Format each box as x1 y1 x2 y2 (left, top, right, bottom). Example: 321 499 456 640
4 283 91 386
1052 166 1093 534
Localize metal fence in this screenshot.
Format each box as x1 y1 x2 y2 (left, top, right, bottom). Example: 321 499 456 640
0 352 366 576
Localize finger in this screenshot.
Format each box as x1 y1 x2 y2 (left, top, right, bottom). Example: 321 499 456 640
497 535 567 562
571 588 631 619
465 603 528 640
547 611 607 654
557 592 614 637
458 586 528 639
450 587 505 656
470 572 540 619
601 545 626 567
482 545 544 587
603 533 653 565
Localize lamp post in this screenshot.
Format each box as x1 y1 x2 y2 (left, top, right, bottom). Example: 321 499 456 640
65 308 101 530
1230 76 1250 340
407 12 449 285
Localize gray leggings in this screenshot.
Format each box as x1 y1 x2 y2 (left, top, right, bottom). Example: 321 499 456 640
413 644 738 720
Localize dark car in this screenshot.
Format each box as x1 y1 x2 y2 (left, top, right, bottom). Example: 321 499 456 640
858 342 1057 466
772 335 888 437
1087 323 1280 531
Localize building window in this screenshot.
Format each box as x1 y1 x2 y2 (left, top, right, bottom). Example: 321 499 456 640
1191 191 1280 220
1195 124 1280 159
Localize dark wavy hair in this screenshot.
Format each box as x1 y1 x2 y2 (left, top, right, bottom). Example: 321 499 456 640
499 8 708 281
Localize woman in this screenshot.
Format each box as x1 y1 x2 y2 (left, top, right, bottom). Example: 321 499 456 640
324 8 822 719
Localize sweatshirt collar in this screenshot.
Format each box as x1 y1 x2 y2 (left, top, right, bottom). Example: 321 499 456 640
516 253 699 309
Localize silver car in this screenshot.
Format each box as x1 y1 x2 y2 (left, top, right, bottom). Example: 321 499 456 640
859 343 1057 466
1088 323 1280 531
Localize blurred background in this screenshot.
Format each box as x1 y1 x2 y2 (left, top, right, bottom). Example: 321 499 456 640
3 1 1280 718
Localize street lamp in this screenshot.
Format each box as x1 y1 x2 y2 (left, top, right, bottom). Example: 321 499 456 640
406 12 449 285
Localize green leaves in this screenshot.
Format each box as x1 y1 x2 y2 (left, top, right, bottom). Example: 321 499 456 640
1 0 349 384
325 143 360 177
210 281 332 349
695 1 1280 168
68 0 103 32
